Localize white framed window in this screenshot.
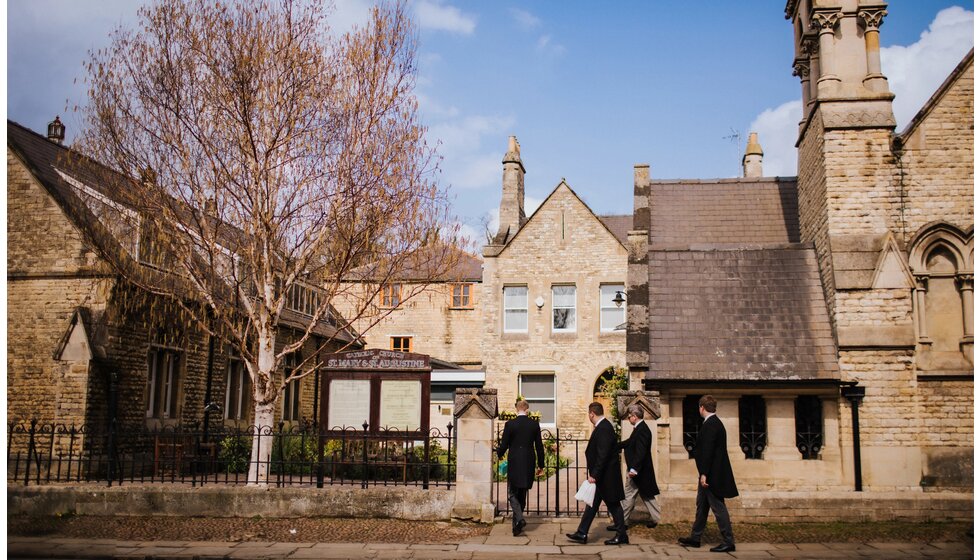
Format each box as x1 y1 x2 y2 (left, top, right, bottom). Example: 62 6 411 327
146 347 182 419
552 285 576 332
503 286 528 332
520 373 556 425
600 284 626 332
224 356 252 421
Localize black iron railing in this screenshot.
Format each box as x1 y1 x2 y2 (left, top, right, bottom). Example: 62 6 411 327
7 419 454 488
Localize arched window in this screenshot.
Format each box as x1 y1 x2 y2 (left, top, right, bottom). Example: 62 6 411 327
682 395 704 459
908 223 973 371
738 395 767 460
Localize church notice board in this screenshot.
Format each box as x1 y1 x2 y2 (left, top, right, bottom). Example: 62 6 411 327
319 349 431 435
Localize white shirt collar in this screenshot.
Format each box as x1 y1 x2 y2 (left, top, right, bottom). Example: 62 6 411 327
704 412 716 420
593 416 605 427
517 411 527 416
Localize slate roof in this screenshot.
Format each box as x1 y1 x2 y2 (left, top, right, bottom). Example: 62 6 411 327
639 176 839 382
648 178 800 248
598 214 632 246
8 120 359 344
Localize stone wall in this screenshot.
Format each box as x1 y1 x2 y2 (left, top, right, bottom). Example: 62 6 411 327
482 184 627 437
7 151 113 427
341 282 483 368
796 111 836 321
898 57 974 239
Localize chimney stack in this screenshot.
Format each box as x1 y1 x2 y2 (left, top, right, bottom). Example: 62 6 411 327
495 136 526 244
742 132 763 178
47 116 65 145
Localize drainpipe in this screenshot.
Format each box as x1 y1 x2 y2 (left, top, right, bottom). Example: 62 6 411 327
840 383 866 491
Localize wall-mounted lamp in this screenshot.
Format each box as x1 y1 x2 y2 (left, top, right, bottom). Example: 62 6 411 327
534 296 545 309
613 290 626 308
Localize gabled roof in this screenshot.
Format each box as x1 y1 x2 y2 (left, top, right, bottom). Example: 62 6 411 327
895 49 974 144
8 120 359 344
597 214 632 246
491 180 629 256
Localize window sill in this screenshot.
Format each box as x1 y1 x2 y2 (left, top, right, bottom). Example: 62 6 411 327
448 306 475 311
502 332 529 341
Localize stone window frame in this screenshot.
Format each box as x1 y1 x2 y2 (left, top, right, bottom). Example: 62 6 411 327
450 283 475 309
390 335 413 353
145 345 184 421
599 283 626 332
681 394 704 459
502 285 529 333
519 372 556 426
907 223 973 360
224 354 251 422
551 284 577 333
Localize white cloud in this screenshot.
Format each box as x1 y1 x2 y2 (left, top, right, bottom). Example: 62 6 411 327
329 0 374 34
881 6 974 130
426 114 515 191
745 6 973 178
510 7 540 30
415 0 476 35
536 34 566 57
485 196 543 237
747 100 803 177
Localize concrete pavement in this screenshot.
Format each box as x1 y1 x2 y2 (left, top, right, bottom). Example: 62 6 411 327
8 519 974 559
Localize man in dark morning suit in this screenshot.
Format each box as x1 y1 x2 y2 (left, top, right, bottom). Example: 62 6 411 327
566 402 629 545
678 395 738 553
606 403 660 531
496 399 545 536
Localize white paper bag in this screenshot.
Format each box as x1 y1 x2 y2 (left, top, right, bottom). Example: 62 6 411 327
574 480 596 505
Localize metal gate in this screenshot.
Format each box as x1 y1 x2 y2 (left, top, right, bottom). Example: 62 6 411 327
492 426 592 517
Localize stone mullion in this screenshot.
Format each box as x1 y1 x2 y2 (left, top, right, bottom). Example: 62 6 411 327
913 275 931 344
955 274 973 341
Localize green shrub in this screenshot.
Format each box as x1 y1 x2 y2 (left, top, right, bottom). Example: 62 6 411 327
218 435 251 474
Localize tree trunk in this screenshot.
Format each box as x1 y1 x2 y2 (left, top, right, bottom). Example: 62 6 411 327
247 328 277 485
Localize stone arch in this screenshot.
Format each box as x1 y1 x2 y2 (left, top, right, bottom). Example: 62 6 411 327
907 222 973 370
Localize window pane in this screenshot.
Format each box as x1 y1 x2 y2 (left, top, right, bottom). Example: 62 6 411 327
503 286 527 308
528 400 555 424
552 285 575 307
600 284 623 306
430 387 455 402
601 308 625 330
521 375 554 399
553 308 576 330
505 309 527 331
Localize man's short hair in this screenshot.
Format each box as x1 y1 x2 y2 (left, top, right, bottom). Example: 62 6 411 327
515 399 530 411
588 402 604 416
699 395 717 413
627 404 645 419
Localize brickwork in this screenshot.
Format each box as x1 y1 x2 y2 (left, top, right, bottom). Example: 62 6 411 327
482 183 627 437
898 57 974 240
346 282 483 367
835 290 912 327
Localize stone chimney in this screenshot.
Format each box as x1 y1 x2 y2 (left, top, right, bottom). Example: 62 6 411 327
742 132 763 178
495 136 526 244
47 116 65 145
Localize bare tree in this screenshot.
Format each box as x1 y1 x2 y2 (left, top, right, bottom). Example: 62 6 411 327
77 0 459 484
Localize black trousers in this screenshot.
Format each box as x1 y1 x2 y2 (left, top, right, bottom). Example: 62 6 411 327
508 483 529 527
690 484 735 545
576 489 626 537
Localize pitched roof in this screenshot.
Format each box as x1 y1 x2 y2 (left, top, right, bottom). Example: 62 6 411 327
646 248 839 381
636 175 838 383
597 214 632 246
648 178 800 248
7 120 359 344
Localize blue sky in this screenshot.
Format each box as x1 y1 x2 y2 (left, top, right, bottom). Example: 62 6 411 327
6 1 975 246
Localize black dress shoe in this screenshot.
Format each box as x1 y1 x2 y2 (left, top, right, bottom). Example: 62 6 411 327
605 523 620 531
512 519 527 536
710 543 736 553
646 521 659 528
604 535 629 545
565 531 588 544
677 536 701 548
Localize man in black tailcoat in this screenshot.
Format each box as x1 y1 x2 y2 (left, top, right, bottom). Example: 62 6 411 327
678 394 738 553
496 399 544 536
607 403 660 531
566 402 629 545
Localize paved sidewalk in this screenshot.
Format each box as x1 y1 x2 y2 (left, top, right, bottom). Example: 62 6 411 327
8 520 974 559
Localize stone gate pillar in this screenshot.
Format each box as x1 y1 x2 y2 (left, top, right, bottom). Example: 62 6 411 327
452 388 498 523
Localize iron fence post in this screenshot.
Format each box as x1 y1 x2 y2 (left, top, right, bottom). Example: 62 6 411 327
24 418 38 486
361 421 369 489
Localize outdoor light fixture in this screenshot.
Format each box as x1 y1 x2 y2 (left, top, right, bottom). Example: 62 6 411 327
534 296 545 309
613 290 626 308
